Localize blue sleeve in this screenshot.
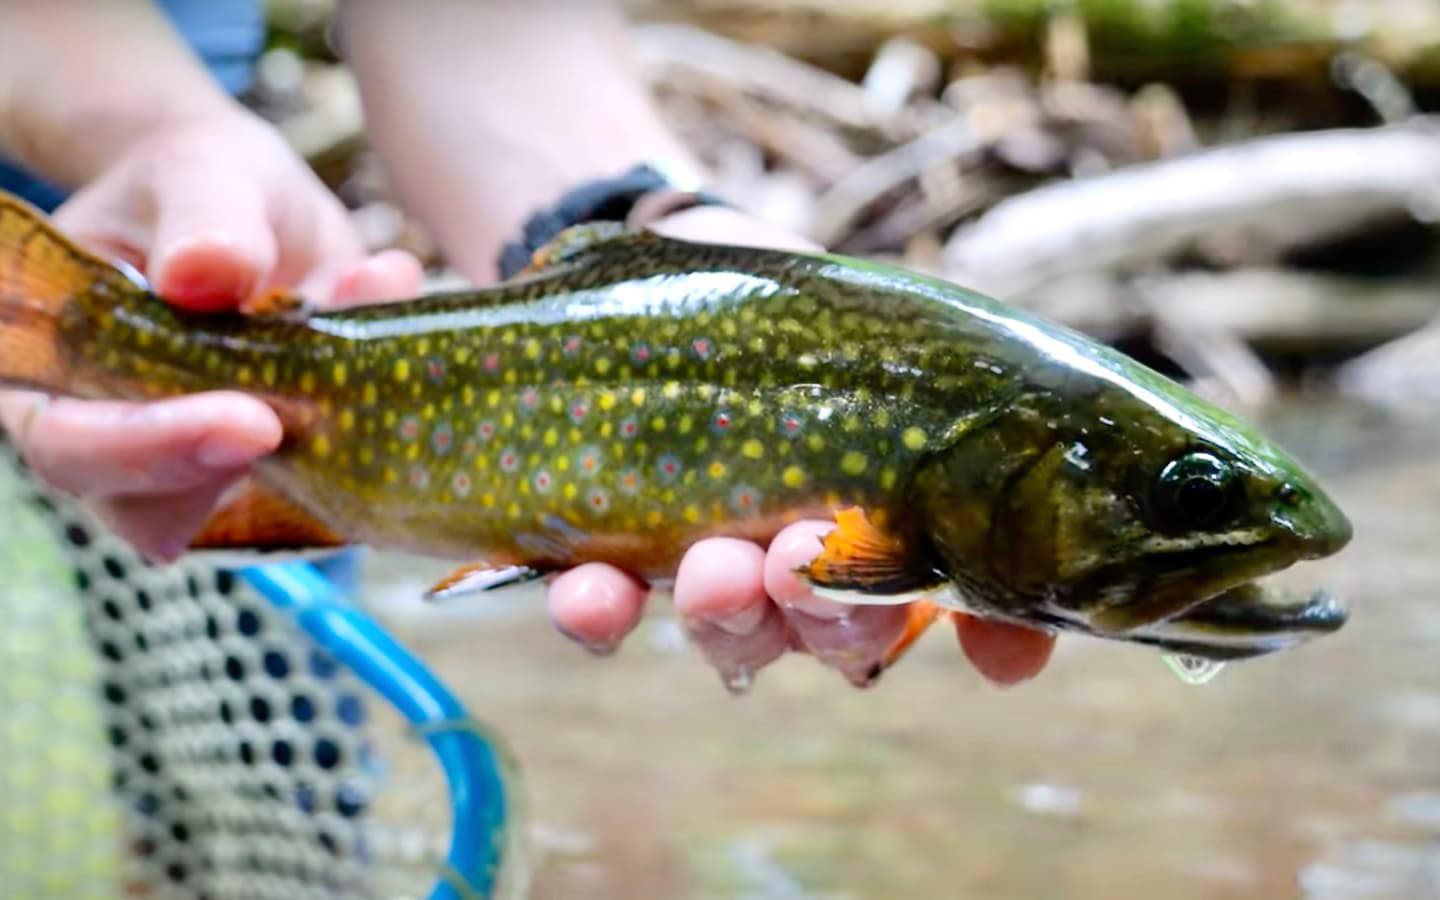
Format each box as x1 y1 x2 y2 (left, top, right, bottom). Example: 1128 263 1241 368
0 0 265 211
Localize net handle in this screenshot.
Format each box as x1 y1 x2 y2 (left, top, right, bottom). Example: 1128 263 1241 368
241 561 508 900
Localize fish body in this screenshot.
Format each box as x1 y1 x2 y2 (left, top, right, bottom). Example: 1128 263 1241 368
0 192 1352 665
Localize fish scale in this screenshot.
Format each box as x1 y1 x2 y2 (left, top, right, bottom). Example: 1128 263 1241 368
0 189 1354 672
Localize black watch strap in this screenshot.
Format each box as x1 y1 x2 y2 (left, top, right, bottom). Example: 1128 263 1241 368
498 163 730 279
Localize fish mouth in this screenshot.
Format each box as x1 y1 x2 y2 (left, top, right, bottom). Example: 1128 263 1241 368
1117 581 1347 660
1080 537 1300 635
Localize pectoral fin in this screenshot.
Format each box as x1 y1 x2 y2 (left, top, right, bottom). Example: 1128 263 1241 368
877 600 952 671
240 288 310 318
187 479 349 562
796 507 945 599
424 563 549 602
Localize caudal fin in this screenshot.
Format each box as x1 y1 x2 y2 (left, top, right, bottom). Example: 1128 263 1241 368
0 190 139 393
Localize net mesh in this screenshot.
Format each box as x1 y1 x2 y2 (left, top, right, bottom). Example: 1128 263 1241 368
0 436 469 899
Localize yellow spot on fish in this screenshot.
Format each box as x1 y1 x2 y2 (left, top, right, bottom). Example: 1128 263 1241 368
841 451 868 475
384 467 399 484
486 390 501 408
662 381 681 399
394 359 411 382
630 388 646 406
338 409 356 432
549 396 563 414
406 444 420 461
843 415 862 432
311 435 331 457
461 385 475 405
481 492 495 508
524 339 540 360
598 391 616 411
454 348 470 364
880 467 898 490
236 366 253 385
333 363 348 387
902 427 928 451
782 466 806 488
678 415 694 435
683 505 701 524
506 502 521 519
359 447 374 465
807 434 825 452
595 357 612 375
363 382 378 405
646 510 663 527
416 338 431 356
742 439 764 460
501 412 515 428
708 461 727 480
300 371 315 392
874 408 891 428
600 422 613 438
556 455 570 472
543 429 559 448
261 360 278 386
651 417 666 432
747 398 764 417
563 483 578 500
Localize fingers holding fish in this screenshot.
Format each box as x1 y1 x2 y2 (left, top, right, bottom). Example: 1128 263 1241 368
673 537 791 690
90 479 242 564
0 392 279 498
763 520 911 688
952 616 1056 687
330 249 427 308
546 563 650 656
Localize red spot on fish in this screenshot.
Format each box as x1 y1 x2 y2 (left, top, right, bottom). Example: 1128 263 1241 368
500 450 519 472
534 471 552 492
631 342 652 365
691 338 712 359
409 466 429 488
478 421 496 440
563 336 582 355
570 403 588 423
783 416 800 433
400 417 420 440
483 353 500 372
621 418 639 438
520 388 539 410
433 431 451 451
427 358 445 381
714 413 731 430
452 473 472 495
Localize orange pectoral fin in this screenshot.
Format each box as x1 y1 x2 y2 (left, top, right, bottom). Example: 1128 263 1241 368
189 479 348 554
798 506 941 597
239 288 309 318
879 600 951 671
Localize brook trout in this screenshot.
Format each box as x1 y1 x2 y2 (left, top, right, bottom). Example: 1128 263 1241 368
0 191 1351 672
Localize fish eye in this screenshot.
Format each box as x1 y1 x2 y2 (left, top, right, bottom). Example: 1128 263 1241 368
1152 450 1239 532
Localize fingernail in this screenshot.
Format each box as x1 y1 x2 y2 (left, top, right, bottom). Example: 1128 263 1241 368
711 603 767 636
194 436 266 469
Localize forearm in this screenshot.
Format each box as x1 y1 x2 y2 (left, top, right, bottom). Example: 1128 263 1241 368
0 0 238 187
337 0 702 282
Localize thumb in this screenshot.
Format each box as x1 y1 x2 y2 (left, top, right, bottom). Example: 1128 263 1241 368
148 160 278 312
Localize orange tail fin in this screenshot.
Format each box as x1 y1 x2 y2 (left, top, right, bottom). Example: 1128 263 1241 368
0 190 139 394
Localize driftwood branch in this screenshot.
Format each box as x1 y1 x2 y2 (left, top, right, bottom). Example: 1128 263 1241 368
943 118 1440 297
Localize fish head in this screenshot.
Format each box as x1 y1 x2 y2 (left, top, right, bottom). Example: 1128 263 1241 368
923 347 1352 657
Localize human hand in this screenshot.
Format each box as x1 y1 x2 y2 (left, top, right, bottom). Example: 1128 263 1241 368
544 204 1058 689
0 108 423 561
